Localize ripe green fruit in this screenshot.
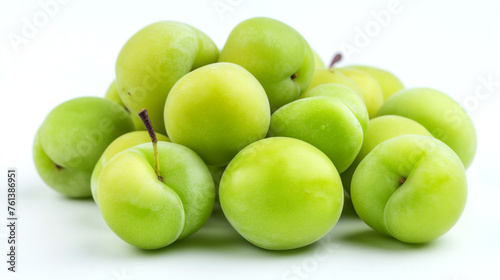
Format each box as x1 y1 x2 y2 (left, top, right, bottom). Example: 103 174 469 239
351 65 404 100
351 135 467 243
104 80 145 131
304 69 365 102
116 21 219 134
208 165 225 203
165 63 270 166
341 115 432 193
337 67 384 118
219 17 314 111
33 97 134 197
312 49 325 68
270 84 368 173
97 141 215 249
91 131 169 203
219 137 344 250
299 83 369 133
377 88 477 168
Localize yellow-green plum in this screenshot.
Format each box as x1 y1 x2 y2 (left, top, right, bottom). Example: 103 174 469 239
351 65 404 101
219 17 314 111
337 67 384 119
269 84 368 173
377 88 477 168
304 68 365 102
312 49 325 69
116 21 219 134
299 84 369 133
165 63 270 166
97 142 215 249
219 137 343 250
351 135 467 243
33 97 134 197
341 115 432 193
104 80 145 131
91 131 169 203
337 67 383 118
208 165 225 204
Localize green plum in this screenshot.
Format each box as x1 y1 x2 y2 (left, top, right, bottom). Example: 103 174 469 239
104 80 145 131
341 115 432 193
304 68 365 102
208 165 225 204
299 83 369 133
269 84 367 173
97 141 215 249
219 17 314 111
219 137 344 250
33 97 134 197
337 67 384 118
351 65 404 100
351 135 467 243
165 63 270 166
116 21 219 134
377 88 477 168
312 49 325 68
91 131 169 203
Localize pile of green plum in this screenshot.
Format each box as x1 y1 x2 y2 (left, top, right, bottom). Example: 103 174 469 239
34 17 476 250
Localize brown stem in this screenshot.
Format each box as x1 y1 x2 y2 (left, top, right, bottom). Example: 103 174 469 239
138 109 163 182
329 53 342 68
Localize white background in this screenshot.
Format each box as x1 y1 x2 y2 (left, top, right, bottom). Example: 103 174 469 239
1 0 499 279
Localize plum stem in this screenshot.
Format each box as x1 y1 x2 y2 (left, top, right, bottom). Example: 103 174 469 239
398 178 406 184
329 53 342 68
138 109 163 182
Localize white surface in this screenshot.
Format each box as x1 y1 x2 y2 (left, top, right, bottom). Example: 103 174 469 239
1 0 499 279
